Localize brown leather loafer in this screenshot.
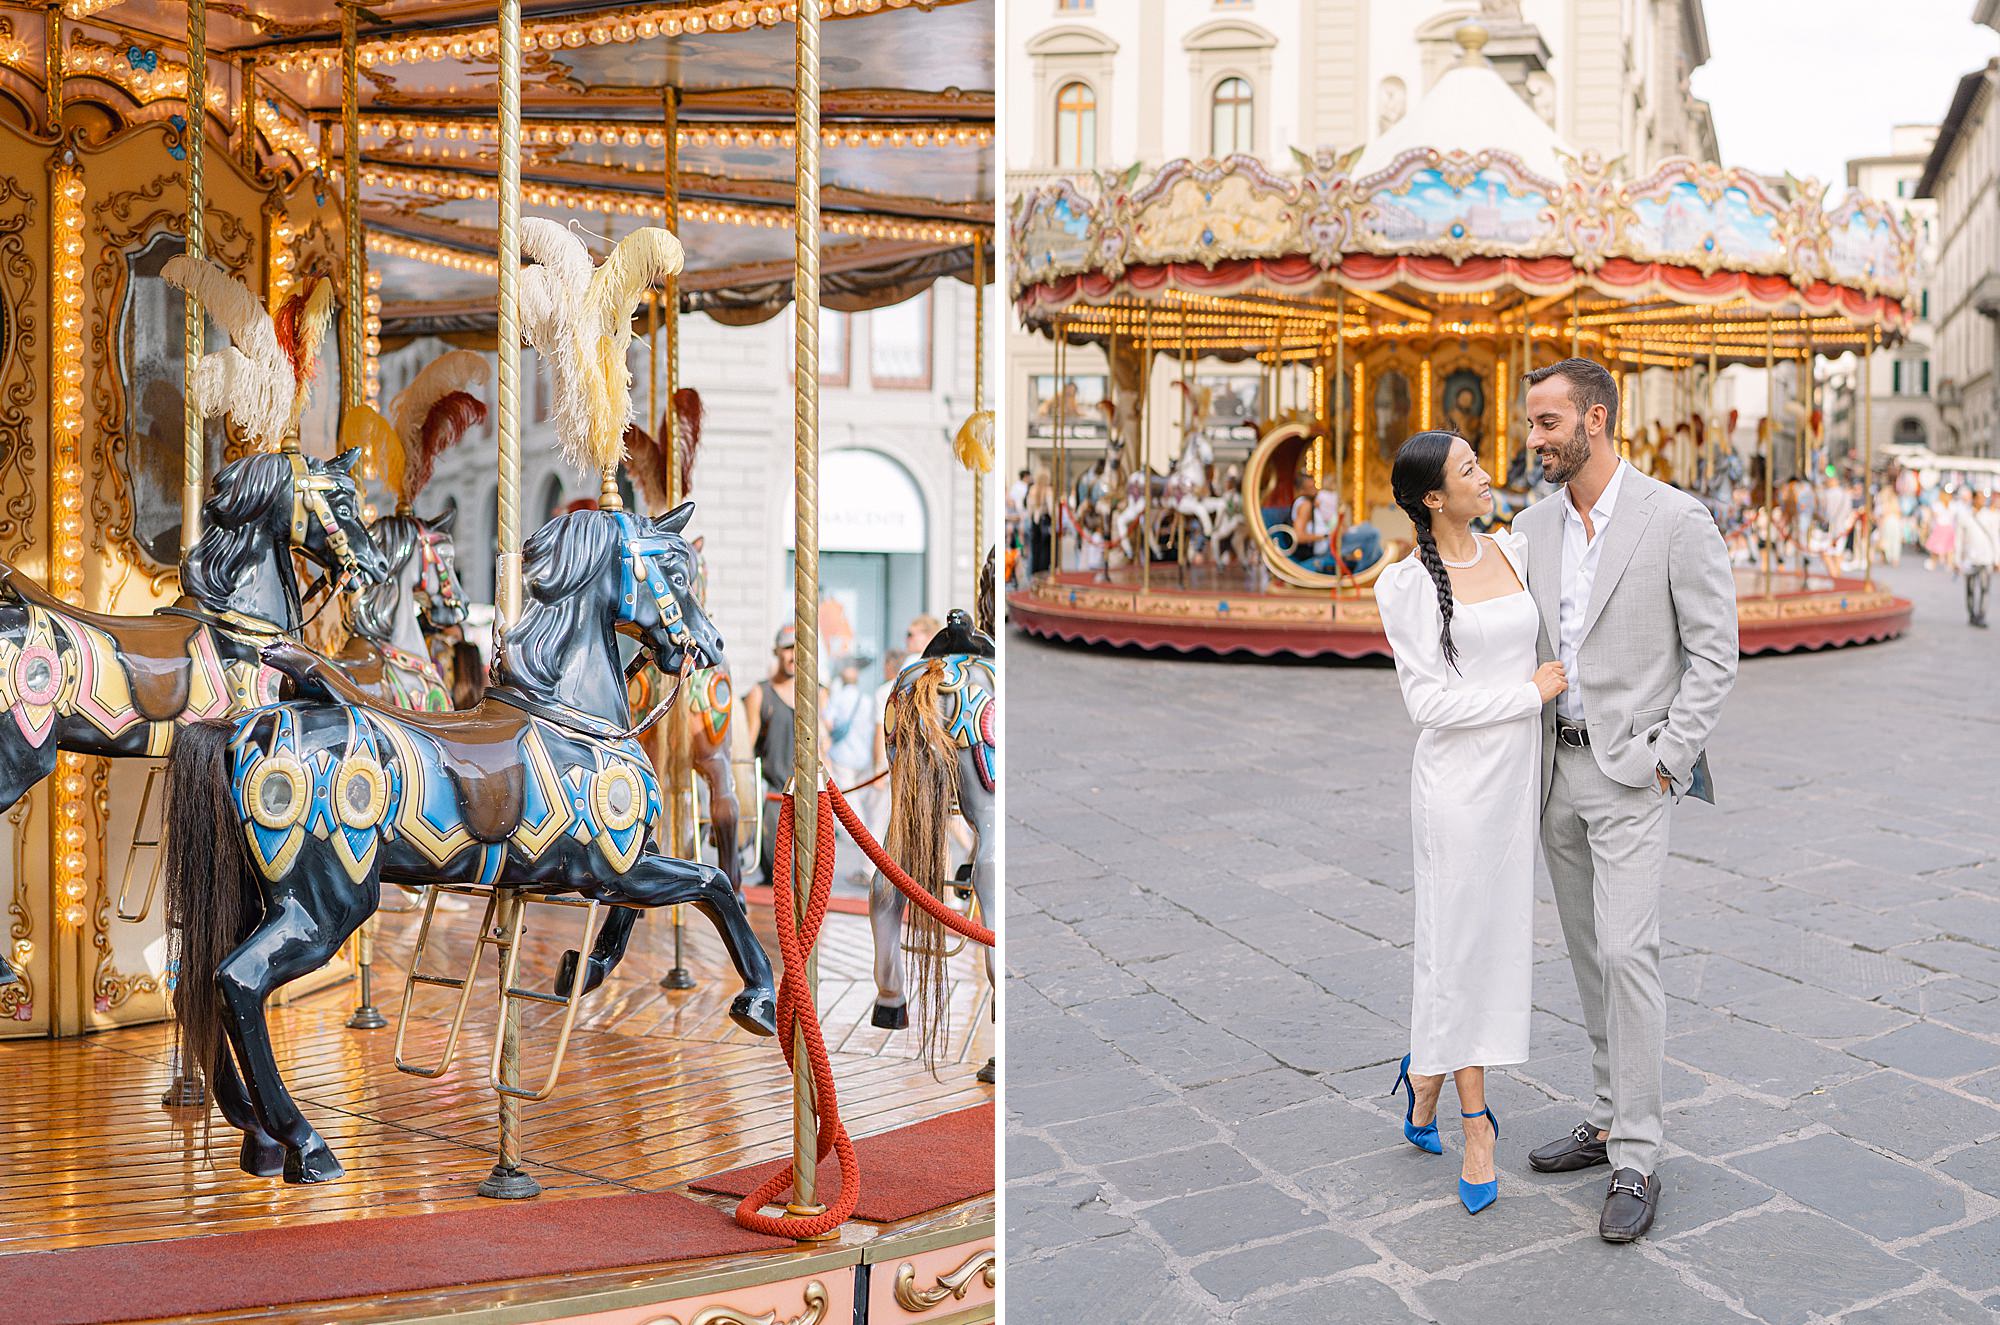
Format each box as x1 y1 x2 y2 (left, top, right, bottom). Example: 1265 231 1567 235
1528 1120 1609 1173
1599 1167 1660 1242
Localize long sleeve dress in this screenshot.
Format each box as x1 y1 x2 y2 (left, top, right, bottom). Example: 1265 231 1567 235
1373 530 1541 1076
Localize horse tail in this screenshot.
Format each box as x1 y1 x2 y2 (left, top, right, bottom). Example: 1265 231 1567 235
164 718 259 1103
884 659 958 1073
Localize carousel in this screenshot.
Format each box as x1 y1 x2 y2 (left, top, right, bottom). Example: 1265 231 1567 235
1009 24 1915 659
0 2 996 1324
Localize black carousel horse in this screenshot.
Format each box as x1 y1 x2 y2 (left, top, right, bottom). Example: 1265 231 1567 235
0 448 385 988
162 501 776 1183
328 500 467 712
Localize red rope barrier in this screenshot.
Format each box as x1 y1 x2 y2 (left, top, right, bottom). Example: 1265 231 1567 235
732 791 859 1238
826 781 994 947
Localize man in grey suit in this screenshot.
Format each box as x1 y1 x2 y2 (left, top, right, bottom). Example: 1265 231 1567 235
1512 358 1738 1243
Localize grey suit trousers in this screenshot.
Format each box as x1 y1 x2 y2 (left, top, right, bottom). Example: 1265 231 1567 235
1544 739 1671 1176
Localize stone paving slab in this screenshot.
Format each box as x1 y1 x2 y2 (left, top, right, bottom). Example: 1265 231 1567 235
1007 564 2000 1323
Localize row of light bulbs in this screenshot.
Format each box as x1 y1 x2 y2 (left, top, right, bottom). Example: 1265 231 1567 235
263 0 919 74
358 116 991 152
49 164 89 931
359 163 984 245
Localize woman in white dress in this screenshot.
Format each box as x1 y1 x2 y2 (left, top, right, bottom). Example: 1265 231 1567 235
1374 430 1568 1215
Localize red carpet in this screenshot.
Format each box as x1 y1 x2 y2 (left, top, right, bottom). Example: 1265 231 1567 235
690 1103 994 1222
744 882 869 915
7 1190 792 1325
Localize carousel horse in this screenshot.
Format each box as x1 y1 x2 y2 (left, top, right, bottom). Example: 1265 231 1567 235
0 263 382 991
332 350 491 711
622 388 742 890
162 502 776 1183
1071 399 1128 522
869 609 996 1084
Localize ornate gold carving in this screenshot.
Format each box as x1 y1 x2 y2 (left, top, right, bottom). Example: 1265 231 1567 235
3 799 33 1022
0 167 40 563
646 1280 830 1325
89 754 157 1011
894 1250 996 1313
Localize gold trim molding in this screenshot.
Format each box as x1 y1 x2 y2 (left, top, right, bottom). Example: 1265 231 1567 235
894 1250 995 1313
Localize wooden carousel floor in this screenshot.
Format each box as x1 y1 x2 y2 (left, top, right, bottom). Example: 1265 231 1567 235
0 891 994 1267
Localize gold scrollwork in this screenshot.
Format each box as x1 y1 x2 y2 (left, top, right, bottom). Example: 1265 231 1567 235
3 799 33 1021
894 1250 997 1313
644 1279 830 1325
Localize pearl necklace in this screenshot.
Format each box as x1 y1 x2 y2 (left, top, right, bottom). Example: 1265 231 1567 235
1438 537 1485 570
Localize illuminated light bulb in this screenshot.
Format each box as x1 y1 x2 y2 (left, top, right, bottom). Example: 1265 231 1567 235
62 904 85 928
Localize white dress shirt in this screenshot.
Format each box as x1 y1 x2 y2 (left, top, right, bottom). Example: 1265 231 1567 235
1556 459 1631 722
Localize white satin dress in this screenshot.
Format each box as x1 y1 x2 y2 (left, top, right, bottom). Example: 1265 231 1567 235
1374 530 1540 1077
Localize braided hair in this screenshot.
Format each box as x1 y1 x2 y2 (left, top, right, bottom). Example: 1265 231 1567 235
1391 430 1468 673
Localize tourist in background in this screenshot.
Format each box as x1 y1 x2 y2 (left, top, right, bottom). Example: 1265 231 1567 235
1958 490 1997 628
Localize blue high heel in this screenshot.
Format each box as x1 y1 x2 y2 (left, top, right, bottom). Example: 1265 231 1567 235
1458 1108 1501 1214
1389 1053 1443 1154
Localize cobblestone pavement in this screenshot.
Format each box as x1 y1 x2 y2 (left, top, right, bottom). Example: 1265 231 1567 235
1006 560 2000 1324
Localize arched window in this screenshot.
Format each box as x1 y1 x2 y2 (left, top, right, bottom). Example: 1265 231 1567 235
1054 80 1096 169
1211 76 1253 156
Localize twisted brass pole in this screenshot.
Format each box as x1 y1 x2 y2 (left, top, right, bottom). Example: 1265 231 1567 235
43 2 61 132
788 0 824 1228
182 0 206 551
971 230 985 597
1863 334 1875 587
664 84 681 507
477 0 536 1204
341 4 362 415
495 0 523 627
238 58 256 172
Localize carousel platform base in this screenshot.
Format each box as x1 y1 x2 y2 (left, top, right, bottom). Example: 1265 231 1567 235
1010 563 1912 659
0 898 994 1324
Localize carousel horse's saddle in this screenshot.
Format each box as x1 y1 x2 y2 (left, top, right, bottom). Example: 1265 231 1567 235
262 639 527 843
0 564 207 721
389 701 531 844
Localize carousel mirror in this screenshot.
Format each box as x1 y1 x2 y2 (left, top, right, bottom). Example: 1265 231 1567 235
116 230 227 568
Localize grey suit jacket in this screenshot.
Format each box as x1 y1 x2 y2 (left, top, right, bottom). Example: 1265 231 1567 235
1517 466 1738 801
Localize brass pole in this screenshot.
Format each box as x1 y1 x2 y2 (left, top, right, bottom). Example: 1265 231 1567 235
44 2 62 132
1706 336 1718 491
787 0 825 1230
1333 289 1345 516
182 0 207 552
340 4 362 415
1140 309 1151 594
474 0 537 1204
238 58 256 173
1051 320 1065 577
972 230 986 597
1763 316 1775 596
663 84 681 505
336 2 393 1034
1863 335 1875 587
1570 287 1580 357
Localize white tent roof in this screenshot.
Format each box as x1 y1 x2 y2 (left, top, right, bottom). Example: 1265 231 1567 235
1353 24 1575 182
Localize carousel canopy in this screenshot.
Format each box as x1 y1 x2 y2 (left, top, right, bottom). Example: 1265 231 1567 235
14 0 993 333
1010 22 1912 369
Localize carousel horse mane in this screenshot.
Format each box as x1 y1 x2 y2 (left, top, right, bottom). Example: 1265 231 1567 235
344 510 424 642
492 509 624 695
179 453 307 611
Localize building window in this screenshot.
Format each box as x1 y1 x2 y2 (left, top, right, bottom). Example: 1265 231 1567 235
1921 289 1930 320
1893 361 1903 395
1211 76 1253 156
1897 179 1908 198
821 311 850 388
1921 359 1931 394
1054 81 1097 169
868 291 932 389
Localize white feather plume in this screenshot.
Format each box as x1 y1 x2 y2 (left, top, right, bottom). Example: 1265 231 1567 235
162 255 291 448
514 218 685 477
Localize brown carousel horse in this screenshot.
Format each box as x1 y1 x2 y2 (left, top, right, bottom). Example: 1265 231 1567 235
0 264 387 989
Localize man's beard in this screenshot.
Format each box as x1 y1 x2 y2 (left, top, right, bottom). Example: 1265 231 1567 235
1540 421 1593 486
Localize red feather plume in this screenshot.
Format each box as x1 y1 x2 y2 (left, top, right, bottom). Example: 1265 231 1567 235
671 387 703 494
409 391 488 502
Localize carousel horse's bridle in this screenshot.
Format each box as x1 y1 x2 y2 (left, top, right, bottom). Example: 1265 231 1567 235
287 452 367 625
412 524 464 622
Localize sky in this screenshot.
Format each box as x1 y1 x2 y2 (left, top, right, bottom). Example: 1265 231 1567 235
1692 0 2000 188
